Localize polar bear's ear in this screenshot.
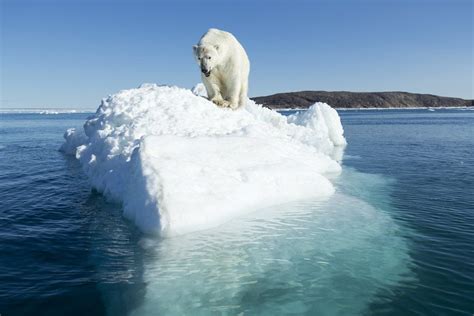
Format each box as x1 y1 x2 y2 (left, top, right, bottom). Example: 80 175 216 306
214 45 219 51
193 45 198 54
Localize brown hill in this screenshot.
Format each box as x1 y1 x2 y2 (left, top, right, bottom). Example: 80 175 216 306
252 91 473 109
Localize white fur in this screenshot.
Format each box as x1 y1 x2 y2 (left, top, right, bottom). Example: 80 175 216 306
193 28 250 109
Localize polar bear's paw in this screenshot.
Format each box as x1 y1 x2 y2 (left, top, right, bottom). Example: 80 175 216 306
211 98 232 108
220 100 233 108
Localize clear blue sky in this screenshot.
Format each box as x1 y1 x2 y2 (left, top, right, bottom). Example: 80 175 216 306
1 0 472 109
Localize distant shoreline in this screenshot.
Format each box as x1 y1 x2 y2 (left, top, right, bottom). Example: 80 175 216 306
275 106 474 111
252 91 473 110
0 109 95 114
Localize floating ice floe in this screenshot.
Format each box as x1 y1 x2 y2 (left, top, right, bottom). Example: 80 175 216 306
61 83 346 236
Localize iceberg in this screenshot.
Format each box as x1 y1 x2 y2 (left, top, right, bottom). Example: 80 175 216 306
62 83 346 236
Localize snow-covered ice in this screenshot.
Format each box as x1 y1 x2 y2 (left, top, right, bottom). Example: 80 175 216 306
62 83 346 236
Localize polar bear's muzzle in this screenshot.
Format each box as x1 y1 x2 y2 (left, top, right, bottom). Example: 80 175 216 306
201 68 211 77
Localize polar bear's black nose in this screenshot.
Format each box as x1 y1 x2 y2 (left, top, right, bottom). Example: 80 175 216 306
201 68 211 76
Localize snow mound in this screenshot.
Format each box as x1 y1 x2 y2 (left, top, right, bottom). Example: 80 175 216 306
60 128 87 155
63 83 346 236
191 83 208 98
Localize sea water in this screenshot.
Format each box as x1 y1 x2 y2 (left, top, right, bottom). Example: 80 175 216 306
0 109 473 315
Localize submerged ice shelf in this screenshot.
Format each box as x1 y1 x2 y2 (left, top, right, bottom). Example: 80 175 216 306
62 83 346 236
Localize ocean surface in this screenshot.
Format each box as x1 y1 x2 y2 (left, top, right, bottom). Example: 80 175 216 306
0 109 473 315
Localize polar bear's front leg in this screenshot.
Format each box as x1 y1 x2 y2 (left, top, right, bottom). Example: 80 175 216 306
202 75 230 107
225 76 242 110
239 78 249 107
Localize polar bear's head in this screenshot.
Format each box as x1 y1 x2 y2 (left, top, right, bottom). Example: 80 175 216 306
193 45 220 77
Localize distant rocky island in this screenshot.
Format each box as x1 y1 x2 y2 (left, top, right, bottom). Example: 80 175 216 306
252 91 473 109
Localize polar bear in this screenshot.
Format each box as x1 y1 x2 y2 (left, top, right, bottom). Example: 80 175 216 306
193 28 250 109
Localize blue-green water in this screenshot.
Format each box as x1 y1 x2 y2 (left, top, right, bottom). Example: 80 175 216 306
0 109 473 315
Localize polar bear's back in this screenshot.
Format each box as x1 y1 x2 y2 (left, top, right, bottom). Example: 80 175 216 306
199 28 236 46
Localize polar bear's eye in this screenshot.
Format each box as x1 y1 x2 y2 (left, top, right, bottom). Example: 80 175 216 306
208 56 211 60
